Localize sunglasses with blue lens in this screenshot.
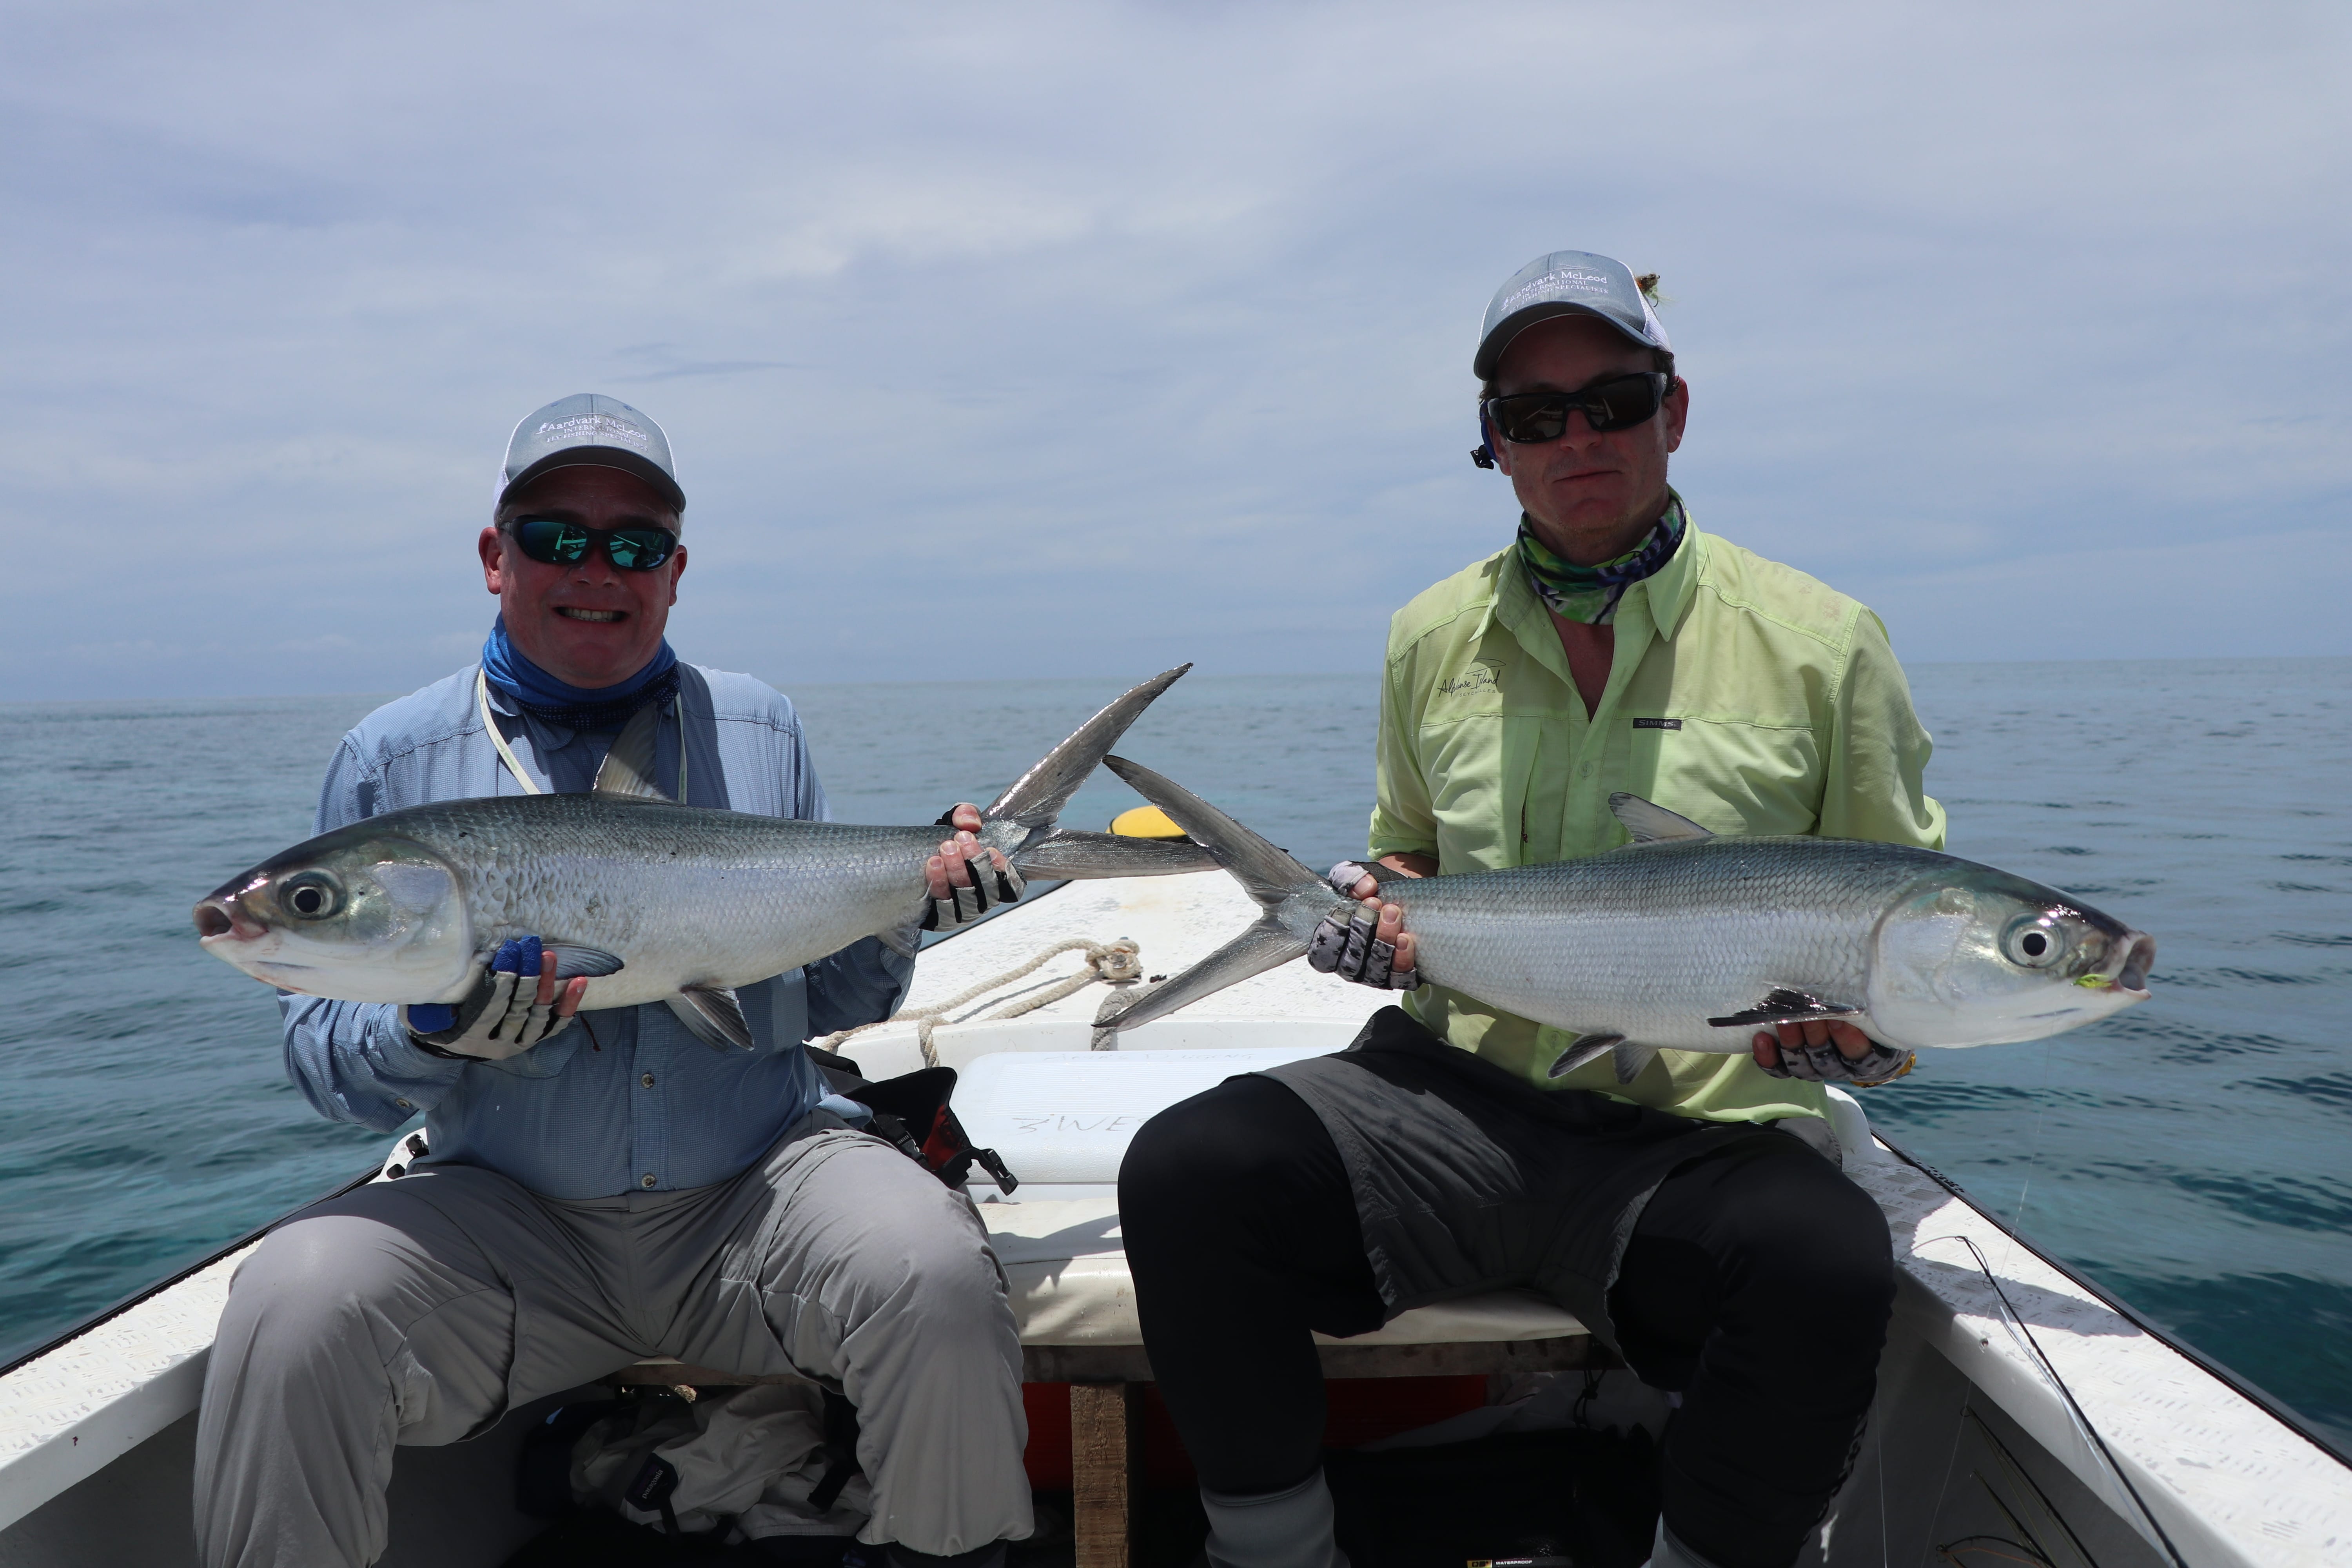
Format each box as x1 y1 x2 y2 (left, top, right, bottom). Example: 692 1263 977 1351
506 517 679 572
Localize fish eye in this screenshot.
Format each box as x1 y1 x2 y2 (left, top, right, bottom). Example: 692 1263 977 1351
278 871 343 921
2002 915 2068 968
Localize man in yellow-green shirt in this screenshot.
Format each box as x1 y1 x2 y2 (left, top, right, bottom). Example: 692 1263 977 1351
1121 252 1931 1568
1357 414 1944 1118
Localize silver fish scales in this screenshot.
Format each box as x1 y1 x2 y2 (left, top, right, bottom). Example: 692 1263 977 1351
1091 758 2156 1080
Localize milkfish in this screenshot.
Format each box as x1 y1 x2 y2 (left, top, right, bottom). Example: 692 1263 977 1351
1089 755 2157 1080
194 668 1214 1050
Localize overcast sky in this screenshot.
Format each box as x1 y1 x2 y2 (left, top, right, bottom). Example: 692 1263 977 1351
5 1 2346 702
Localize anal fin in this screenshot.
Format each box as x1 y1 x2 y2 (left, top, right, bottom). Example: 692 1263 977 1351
1612 1040 1659 1085
667 985 756 1052
1707 987 1862 1029
877 914 926 960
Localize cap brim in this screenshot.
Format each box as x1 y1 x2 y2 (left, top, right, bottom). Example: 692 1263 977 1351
499 449 686 516
1474 302 1659 380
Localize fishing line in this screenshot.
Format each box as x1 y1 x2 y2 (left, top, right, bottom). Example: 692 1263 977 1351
2000 1037 2058 1278
1915 1233 2191 1568
1916 1385 1975 1568
1874 1386 1890 1568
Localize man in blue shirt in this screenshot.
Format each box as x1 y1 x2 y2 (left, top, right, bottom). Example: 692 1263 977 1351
193 396 1033 1568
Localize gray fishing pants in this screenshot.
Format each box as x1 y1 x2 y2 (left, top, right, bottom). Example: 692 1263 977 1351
193 1112 1032 1568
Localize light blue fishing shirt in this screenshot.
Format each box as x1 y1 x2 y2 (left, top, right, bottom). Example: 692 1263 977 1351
279 662 914 1200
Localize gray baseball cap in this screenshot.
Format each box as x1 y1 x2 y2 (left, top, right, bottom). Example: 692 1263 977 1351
493 393 685 518
1474 250 1673 380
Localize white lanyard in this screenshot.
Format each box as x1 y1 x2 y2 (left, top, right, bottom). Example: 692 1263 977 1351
476 666 688 801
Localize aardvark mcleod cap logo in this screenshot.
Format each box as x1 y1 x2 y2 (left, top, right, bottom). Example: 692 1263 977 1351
538 413 650 450
1505 268 1612 312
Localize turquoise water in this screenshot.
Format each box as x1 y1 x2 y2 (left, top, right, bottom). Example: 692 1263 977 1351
2 662 2347 1457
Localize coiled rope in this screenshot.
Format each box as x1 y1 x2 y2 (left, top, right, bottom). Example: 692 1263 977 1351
816 937 1144 1068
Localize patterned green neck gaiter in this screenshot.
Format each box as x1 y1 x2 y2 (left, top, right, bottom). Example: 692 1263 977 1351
1516 494 1689 625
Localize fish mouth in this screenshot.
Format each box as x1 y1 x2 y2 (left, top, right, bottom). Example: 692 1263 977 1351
193 897 267 943
2082 930 2157 998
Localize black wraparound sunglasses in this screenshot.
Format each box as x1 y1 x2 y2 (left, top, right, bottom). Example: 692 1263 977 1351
505 517 679 572
1483 371 1673 445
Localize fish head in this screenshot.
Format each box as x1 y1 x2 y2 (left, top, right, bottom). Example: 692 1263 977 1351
193 829 474 1002
1866 866 2155 1049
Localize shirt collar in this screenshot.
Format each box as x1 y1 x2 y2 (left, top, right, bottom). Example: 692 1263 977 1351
477 664 578 744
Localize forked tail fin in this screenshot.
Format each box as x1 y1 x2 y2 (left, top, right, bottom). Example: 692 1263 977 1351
1091 916 1307 1047
985 666 1191 831
1087 755 1331 1046
1099 756 1323 907
978 665 1223 879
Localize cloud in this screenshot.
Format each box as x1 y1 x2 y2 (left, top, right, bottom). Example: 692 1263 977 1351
1 0 2346 701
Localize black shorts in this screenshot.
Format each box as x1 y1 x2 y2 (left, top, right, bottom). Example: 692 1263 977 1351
1259 1006 1786 1346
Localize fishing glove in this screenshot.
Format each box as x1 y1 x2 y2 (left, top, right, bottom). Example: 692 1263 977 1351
1759 1035 1916 1088
401 936 576 1061
1309 866 1419 992
922 817 1026 930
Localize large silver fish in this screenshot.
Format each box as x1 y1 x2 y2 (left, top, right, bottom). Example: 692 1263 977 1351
194 668 1214 1049
1091 756 2156 1080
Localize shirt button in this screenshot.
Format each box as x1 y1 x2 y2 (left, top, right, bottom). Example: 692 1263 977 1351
640 1173 657 1189
395 1099 412 1110
641 1073 655 1088
1579 762 1595 777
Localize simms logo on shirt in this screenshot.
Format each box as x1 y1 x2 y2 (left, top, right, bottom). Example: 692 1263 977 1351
1633 717 1683 730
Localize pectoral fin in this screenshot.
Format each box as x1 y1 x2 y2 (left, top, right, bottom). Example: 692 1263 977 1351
1546 1032 1625 1080
1707 987 1862 1029
543 944 625 980
667 985 756 1052
1612 1040 1659 1085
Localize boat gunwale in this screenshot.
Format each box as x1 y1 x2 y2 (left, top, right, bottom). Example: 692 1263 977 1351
1874 1128 2351 1469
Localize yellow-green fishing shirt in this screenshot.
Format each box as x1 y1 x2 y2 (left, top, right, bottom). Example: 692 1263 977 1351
1369 509 1946 1124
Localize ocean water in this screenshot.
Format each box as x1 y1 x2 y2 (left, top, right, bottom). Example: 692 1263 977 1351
2 662 2347 1458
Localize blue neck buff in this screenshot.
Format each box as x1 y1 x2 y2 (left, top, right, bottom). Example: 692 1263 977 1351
481 616 680 732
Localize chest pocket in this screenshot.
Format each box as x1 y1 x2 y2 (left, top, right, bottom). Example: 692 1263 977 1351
1619 716 1822 837
1414 661 1518 869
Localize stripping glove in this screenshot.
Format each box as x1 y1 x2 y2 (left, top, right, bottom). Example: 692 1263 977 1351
1759 1036 1915 1088
921 813 1026 930
401 936 576 1061
1307 863 1419 991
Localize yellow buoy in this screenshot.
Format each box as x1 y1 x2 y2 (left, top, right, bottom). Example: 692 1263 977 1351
1109 804 1191 841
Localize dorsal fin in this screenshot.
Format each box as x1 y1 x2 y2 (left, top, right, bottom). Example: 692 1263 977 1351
593 702 675 802
1608 792 1713 844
